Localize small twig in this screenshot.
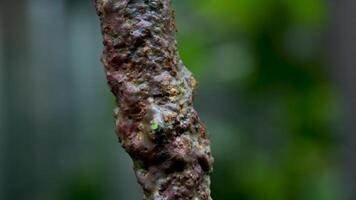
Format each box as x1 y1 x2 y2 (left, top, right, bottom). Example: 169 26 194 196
94 0 213 199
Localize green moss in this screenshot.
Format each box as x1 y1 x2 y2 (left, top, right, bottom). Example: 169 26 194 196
151 121 159 130
133 159 144 170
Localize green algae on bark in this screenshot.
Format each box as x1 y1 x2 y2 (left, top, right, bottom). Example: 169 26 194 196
94 0 213 199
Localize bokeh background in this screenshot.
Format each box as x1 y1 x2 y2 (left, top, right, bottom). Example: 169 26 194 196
0 0 355 199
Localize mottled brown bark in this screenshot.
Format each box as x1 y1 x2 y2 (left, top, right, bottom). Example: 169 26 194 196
94 0 213 199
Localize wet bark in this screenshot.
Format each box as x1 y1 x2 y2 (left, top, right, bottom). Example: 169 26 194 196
94 0 213 199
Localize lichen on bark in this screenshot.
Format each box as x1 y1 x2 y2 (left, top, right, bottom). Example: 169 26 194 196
94 0 214 199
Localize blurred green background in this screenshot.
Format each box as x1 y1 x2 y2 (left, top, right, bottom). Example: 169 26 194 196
1 0 355 199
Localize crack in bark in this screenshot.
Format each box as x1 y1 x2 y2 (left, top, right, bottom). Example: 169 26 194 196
94 0 213 199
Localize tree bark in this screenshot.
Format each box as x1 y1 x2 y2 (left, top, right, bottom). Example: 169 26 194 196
94 0 213 199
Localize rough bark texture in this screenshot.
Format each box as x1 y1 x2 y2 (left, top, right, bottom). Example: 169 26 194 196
94 0 213 199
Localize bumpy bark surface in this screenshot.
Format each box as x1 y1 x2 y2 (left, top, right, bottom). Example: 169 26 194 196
94 0 213 199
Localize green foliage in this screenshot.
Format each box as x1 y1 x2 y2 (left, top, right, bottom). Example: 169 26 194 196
174 0 343 199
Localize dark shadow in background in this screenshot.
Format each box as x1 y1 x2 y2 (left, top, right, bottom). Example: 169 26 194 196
329 0 356 199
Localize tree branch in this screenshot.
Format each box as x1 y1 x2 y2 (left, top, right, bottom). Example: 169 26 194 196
94 0 213 199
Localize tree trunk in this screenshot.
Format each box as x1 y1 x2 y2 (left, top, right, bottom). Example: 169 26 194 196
94 0 214 199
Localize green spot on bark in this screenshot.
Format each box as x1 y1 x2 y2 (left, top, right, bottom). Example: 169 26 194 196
151 121 159 130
